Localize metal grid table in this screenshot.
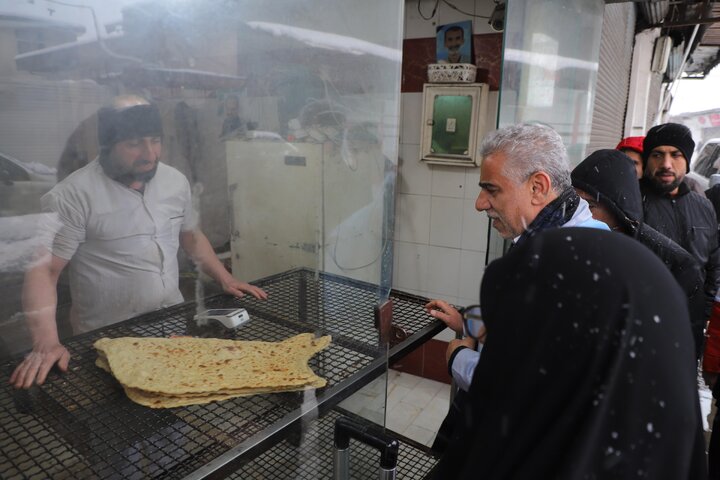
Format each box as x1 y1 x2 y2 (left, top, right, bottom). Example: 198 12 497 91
229 408 439 479
0 268 443 480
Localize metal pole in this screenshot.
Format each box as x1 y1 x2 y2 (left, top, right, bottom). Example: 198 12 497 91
333 447 350 480
656 24 700 122
379 466 397 480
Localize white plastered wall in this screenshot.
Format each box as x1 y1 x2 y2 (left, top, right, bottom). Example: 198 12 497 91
625 28 662 137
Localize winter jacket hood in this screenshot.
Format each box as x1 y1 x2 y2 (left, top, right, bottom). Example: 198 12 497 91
571 149 644 230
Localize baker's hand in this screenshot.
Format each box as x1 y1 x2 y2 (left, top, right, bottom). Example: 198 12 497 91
425 299 463 333
703 370 718 390
446 336 476 366
221 278 268 300
9 343 70 389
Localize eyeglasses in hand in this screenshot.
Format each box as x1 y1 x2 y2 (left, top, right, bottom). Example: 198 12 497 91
460 304 484 340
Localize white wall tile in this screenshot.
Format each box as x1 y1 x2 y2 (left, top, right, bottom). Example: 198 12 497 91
393 287 426 298
461 198 489 251
463 165 481 199
396 193 431 244
398 143 431 195
486 229 507 263
392 237 400 287
433 327 456 342
425 292 459 306
429 196 463 248
404 0 439 39
425 245 461 297
485 90 500 131
401 92 423 145
431 165 466 198
458 296 480 307
395 241 429 292
458 249 485 301
437 0 476 26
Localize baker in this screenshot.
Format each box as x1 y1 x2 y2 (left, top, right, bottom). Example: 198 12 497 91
10 94 267 389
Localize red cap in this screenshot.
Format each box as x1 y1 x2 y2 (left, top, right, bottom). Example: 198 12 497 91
615 136 645 154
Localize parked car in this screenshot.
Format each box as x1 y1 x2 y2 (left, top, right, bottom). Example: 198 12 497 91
0 152 56 217
690 138 720 189
0 152 56 274
0 154 58 352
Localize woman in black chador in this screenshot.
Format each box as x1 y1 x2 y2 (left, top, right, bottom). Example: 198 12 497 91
432 227 707 480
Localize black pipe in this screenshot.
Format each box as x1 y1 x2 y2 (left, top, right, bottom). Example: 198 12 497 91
334 416 399 470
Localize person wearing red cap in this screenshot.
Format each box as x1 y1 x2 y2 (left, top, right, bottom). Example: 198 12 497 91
615 136 644 178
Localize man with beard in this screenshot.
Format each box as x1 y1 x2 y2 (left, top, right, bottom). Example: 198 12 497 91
639 122 720 321
641 123 720 480
442 25 469 64
10 95 267 389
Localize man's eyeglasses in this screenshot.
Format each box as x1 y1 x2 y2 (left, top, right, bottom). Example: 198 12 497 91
460 304 484 340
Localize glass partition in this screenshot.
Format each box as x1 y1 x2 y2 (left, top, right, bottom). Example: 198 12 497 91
487 0 604 263
498 0 603 161
0 1 417 478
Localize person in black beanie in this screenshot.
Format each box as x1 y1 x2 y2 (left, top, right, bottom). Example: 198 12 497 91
639 123 719 315
640 123 720 316
639 124 720 478
571 149 705 358
10 94 268 390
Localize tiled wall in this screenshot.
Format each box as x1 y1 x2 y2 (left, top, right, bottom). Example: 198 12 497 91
395 0 502 341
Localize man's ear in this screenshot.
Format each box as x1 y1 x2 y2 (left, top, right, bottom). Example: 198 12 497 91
528 171 552 205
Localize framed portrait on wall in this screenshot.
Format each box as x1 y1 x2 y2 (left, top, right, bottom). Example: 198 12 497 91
436 20 473 64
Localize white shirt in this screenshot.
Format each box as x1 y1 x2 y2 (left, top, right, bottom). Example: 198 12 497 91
41 160 198 333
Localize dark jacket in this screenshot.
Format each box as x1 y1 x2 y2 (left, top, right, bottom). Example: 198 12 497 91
572 150 706 357
432 228 707 480
705 183 720 224
640 176 720 321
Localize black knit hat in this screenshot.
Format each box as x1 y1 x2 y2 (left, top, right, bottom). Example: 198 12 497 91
642 123 695 171
97 104 163 149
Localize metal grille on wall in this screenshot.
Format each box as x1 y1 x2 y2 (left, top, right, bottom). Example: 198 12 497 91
586 2 636 158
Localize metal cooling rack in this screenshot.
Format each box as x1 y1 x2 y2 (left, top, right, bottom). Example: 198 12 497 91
228 408 439 479
1 268 442 479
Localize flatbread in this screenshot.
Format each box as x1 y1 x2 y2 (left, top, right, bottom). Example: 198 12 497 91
122 381 325 409
94 334 331 407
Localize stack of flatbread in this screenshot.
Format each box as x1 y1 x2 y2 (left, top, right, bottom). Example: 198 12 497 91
94 333 331 408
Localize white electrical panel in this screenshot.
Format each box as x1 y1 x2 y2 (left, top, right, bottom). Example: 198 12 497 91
226 140 386 284
226 141 324 281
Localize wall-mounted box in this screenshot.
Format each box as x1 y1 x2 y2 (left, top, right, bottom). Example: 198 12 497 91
420 83 489 167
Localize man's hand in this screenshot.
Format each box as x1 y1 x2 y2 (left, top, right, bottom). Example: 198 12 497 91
221 278 268 300
703 370 718 390
446 336 477 366
9 343 70 389
425 299 463 333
